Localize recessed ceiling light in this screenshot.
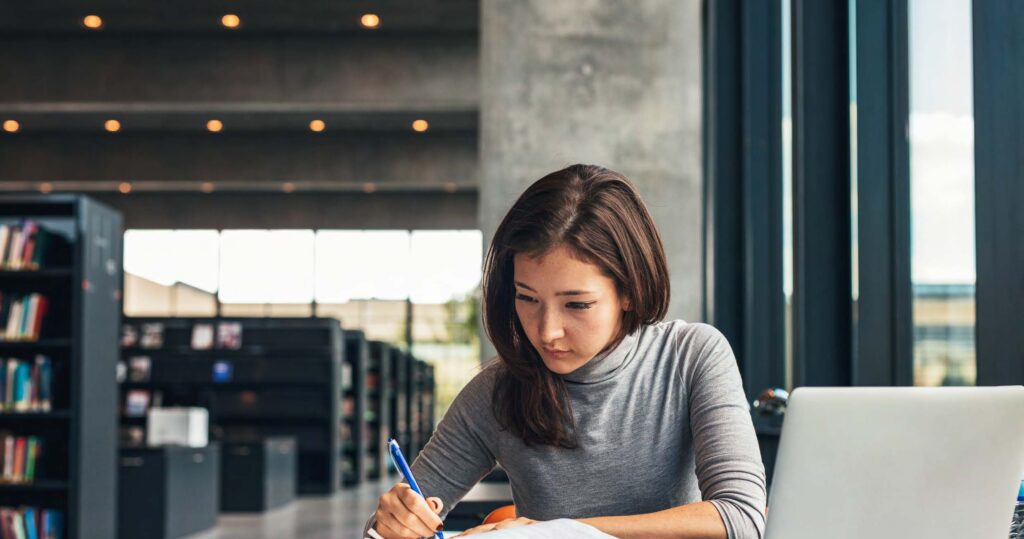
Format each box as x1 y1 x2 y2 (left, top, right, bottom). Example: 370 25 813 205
221 14 241 29
83 15 103 29
118 182 132 194
282 182 296 193
206 119 223 132
360 14 380 29
104 119 121 133
362 182 376 193
309 120 326 132
39 182 53 194
200 182 215 193
412 119 429 132
3 120 19 133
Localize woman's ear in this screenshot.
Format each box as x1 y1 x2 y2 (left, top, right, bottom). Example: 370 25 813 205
622 296 632 311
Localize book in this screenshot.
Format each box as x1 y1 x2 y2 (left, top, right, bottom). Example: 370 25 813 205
120 324 139 348
24 437 38 481
13 362 31 412
190 323 214 350
125 390 150 417
127 356 151 383
12 437 26 481
216 321 243 349
22 507 37 539
35 356 51 412
139 323 164 349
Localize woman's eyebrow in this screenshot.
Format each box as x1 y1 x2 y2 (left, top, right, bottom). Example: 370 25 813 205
514 281 595 296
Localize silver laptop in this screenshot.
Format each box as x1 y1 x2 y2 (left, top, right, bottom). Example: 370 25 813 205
765 386 1024 539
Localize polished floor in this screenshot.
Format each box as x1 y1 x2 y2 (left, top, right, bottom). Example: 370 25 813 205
186 480 393 539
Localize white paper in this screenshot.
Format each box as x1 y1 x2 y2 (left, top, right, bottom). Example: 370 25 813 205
453 519 617 538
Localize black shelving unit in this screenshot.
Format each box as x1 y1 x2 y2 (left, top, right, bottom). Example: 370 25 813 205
118 316 343 495
387 346 410 477
419 362 437 453
341 330 367 488
364 341 391 480
0 195 122 539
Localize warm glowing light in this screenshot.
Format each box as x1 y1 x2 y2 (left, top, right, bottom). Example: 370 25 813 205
362 182 376 194
443 182 457 193
309 120 326 132
221 14 241 29
360 14 380 28
200 182 215 193
104 119 121 132
83 15 103 29
207 119 223 132
3 120 19 133
412 119 429 132
118 182 132 194
282 182 296 193
39 183 53 194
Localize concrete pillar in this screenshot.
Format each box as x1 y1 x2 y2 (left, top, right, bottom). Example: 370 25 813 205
479 0 704 360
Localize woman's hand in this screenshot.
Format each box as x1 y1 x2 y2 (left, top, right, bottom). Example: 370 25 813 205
372 483 445 538
459 517 538 536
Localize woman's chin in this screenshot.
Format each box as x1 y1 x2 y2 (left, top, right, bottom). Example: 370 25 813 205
541 356 585 375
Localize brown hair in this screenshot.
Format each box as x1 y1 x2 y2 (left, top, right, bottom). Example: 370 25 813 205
482 164 670 448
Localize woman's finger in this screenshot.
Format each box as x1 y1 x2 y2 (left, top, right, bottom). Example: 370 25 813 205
427 496 444 514
396 487 444 535
459 523 497 536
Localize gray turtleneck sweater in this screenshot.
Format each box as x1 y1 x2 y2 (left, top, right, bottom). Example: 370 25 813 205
364 320 767 538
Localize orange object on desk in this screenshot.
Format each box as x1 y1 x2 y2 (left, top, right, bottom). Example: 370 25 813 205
483 505 517 524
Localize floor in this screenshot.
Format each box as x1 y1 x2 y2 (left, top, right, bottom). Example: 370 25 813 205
185 480 394 539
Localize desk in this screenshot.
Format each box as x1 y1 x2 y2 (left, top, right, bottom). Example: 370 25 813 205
446 481 514 531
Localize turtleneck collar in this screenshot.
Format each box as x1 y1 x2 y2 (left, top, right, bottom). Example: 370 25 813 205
559 327 641 384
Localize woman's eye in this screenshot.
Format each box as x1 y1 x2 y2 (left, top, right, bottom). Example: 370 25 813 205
515 293 537 303
567 302 595 310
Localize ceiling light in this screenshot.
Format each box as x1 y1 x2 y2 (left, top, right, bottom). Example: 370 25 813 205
309 120 326 132
2 120 19 133
39 183 53 194
200 182 215 193
206 119 223 132
412 119 429 132
221 14 241 29
83 15 103 29
118 182 132 194
282 182 296 193
360 14 380 29
362 182 376 193
104 119 121 132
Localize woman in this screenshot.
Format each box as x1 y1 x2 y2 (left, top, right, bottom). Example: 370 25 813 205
364 164 766 538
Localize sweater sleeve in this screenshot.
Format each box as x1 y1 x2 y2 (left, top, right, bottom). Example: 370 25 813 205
679 323 767 539
363 364 499 537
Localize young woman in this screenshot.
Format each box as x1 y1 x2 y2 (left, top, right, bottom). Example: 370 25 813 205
365 165 766 539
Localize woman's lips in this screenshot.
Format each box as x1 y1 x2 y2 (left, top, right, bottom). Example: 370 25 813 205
543 347 571 357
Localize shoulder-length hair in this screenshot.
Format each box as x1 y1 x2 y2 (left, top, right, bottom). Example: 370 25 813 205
482 164 670 448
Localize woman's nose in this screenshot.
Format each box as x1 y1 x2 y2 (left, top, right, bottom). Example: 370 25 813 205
538 308 565 343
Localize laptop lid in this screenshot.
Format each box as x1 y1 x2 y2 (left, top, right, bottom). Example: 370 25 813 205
764 386 1024 539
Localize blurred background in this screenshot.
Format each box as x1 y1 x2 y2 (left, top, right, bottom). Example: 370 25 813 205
0 0 1020 538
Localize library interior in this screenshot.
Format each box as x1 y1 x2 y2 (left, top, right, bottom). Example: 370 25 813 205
0 1 1022 539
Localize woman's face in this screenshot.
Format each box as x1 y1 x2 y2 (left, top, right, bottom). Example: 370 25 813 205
513 244 630 375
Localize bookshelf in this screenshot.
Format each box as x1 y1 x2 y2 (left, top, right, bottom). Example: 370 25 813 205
118 316 343 495
407 358 436 461
364 341 391 480
0 195 122 539
341 330 367 488
387 347 410 477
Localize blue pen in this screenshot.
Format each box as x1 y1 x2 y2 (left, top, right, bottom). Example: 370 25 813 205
388 438 444 539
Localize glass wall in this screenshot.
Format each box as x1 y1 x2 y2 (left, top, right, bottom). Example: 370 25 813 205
123 228 483 418
908 0 976 386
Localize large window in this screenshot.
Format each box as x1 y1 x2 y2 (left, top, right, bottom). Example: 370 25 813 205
123 228 483 418
908 0 976 386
